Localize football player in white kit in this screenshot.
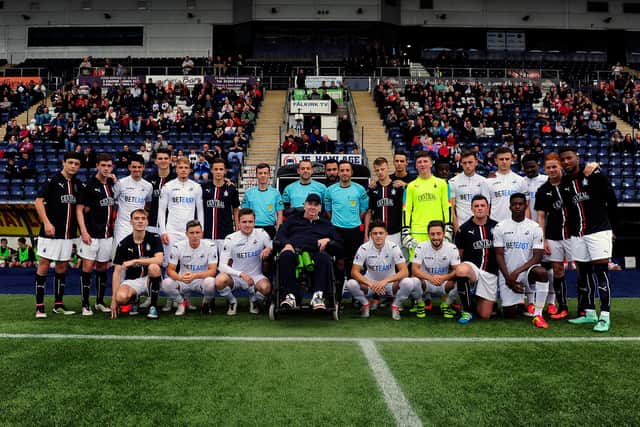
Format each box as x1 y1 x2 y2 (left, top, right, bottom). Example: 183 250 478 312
493 193 550 328
487 146 528 222
157 157 204 257
345 219 408 319
397 220 461 319
113 154 153 246
449 150 490 232
161 219 218 316
215 208 272 315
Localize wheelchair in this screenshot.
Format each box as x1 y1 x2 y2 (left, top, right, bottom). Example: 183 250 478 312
268 244 342 321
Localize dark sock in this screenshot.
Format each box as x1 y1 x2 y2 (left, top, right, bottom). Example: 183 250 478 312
35 274 46 306
576 263 594 312
593 263 611 312
96 271 107 304
54 273 66 305
149 276 161 307
553 276 568 310
456 277 473 312
81 271 92 307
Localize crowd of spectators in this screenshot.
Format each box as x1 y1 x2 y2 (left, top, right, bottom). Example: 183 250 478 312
594 74 640 153
2 75 263 182
374 78 621 175
0 80 46 126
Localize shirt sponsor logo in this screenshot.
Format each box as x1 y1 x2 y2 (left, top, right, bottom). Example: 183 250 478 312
60 195 76 203
237 249 261 259
172 196 195 203
505 241 530 249
206 200 225 208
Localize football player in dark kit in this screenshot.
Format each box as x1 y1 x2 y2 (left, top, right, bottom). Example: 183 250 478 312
111 209 164 319
201 158 240 250
33 151 83 318
559 146 617 332
76 153 118 315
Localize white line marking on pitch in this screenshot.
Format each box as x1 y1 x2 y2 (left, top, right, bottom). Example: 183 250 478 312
359 339 423 427
1 333 640 343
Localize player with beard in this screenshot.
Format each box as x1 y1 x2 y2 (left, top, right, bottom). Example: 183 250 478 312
559 146 617 332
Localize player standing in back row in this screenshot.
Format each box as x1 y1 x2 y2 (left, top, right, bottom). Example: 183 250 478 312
113 154 153 246
144 148 176 234
202 158 240 250
33 151 83 318
559 146 617 332
76 153 117 315
402 151 450 251
487 147 528 222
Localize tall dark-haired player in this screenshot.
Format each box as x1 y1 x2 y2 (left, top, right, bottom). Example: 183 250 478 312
202 158 240 250
145 147 176 234
34 151 83 318
559 146 617 332
76 153 117 315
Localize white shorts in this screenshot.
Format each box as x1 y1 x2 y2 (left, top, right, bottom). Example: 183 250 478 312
498 265 540 307
37 237 73 261
365 282 396 298
570 230 613 262
463 261 499 302
167 277 214 295
547 239 572 262
418 278 449 297
231 274 268 291
79 237 113 262
121 277 149 296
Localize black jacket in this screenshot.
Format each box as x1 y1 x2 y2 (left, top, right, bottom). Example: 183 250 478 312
275 211 343 254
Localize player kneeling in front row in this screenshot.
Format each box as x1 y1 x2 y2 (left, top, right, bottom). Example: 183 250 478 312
346 220 408 319
397 220 461 320
494 193 550 328
453 195 499 324
215 208 272 315
110 209 164 319
161 220 217 316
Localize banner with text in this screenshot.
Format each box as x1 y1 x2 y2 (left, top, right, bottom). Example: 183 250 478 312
146 75 205 89
280 153 362 166
305 76 343 88
290 100 332 114
204 76 257 90
78 75 143 87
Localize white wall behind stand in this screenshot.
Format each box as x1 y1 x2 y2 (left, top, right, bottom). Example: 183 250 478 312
321 115 337 140
0 0 234 63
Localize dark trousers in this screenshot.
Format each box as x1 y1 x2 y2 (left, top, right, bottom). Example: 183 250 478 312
336 226 363 280
278 250 333 301
256 225 277 239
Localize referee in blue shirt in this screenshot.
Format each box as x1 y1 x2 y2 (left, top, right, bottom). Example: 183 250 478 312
241 163 284 238
324 161 369 293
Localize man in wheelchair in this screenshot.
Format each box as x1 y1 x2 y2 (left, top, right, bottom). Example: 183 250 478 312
274 193 343 310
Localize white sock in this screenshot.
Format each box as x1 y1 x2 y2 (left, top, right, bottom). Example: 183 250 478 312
534 281 549 317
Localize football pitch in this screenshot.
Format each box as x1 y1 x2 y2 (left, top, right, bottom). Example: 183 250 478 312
1 295 639 427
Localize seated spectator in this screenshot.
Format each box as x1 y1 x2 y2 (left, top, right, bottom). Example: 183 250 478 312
3 119 19 141
3 157 18 179
18 136 34 154
10 237 35 268
17 152 35 178
182 56 194 75
4 135 20 154
81 145 96 170
153 134 168 152
137 144 151 165
281 135 299 153
318 135 335 154
623 133 636 153
227 137 244 165
193 154 210 181
610 131 624 153
587 113 605 135
117 145 132 168
0 238 15 267
187 147 199 167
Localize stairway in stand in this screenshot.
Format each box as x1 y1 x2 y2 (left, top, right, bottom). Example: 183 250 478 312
239 90 287 199
351 91 394 170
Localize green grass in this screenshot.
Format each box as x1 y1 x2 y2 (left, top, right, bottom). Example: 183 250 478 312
1 295 638 337
0 339 393 427
2 295 640 426
379 342 640 426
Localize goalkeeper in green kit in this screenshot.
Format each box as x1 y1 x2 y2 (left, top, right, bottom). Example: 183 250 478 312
402 151 451 255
